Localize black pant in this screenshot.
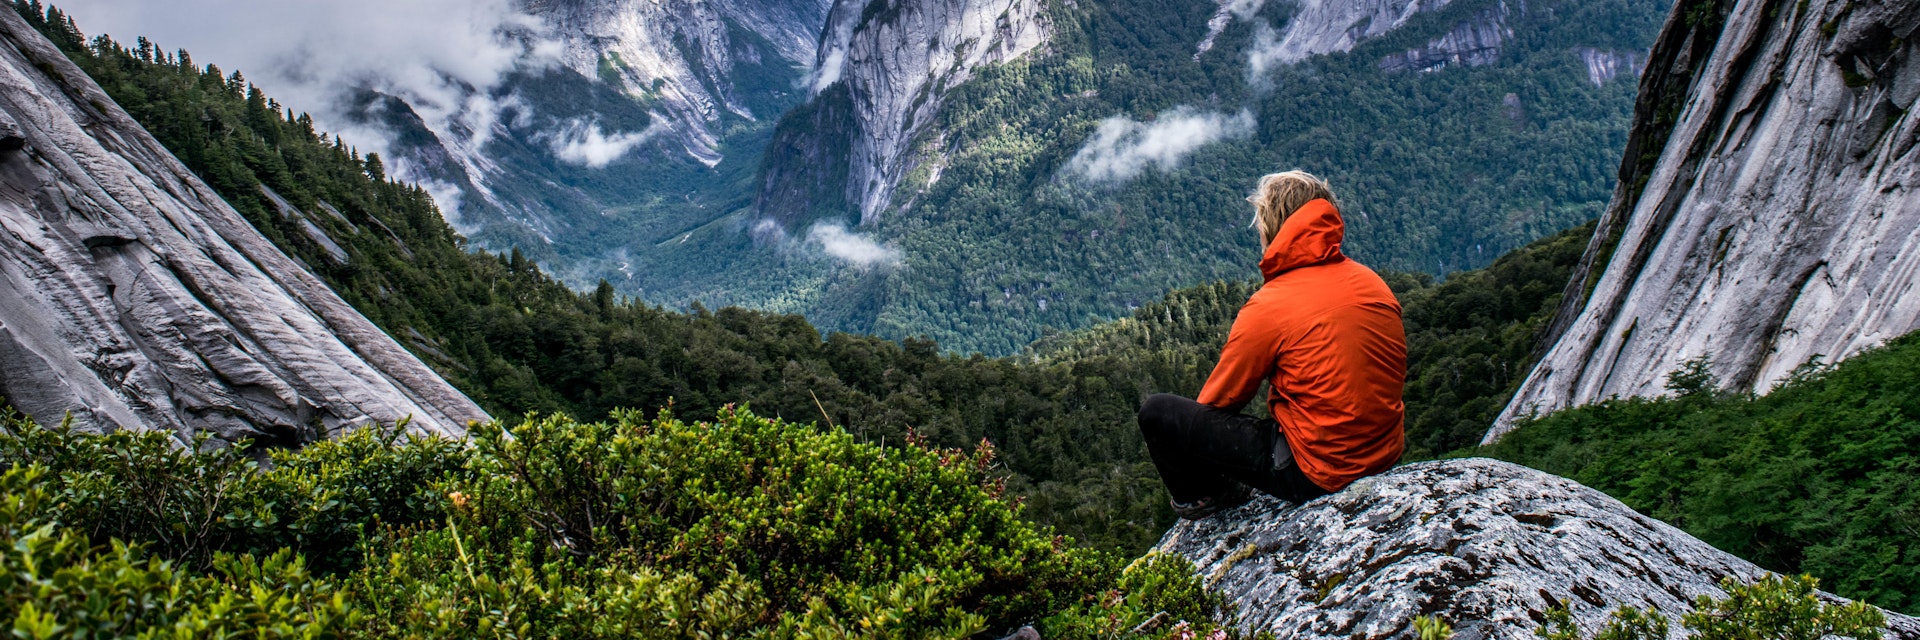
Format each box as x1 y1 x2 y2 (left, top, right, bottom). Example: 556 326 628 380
1137 393 1329 505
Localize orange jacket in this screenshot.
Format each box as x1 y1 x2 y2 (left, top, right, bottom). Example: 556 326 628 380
1197 199 1406 491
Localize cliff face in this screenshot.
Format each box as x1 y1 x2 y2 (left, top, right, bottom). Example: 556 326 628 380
0 10 486 443
340 0 832 268
1262 0 1457 65
525 0 833 165
1158 459 1920 639
1378 2 1512 73
1489 0 1920 440
759 0 1049 225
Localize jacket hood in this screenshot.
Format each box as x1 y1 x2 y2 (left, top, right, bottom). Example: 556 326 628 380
1259 198 1346 280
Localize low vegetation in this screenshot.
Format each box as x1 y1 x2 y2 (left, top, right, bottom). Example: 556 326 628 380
1536 575 1885 640
0 406 1248 638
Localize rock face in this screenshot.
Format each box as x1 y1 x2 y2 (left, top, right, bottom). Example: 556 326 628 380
0 10 487 442
525 0 833 165
1156 459 1920 640
1259 0 1456 66
1379 2 1512 73
1488 0 1920 439
346 0 832 266
1574 47 1643 86
759 0 1050 224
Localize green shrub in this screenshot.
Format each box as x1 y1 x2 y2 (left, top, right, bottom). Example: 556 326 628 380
0 406 469 572
1414 615 1456 640
1536 575 1885 640
0 405 1244 638
0 466 355 638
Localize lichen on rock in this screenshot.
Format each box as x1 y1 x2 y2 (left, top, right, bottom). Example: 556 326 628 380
1154 459 1920 639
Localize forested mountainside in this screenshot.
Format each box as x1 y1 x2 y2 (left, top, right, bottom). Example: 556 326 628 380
318 0 1670 356
632 0 1671 354
21 1 1589 552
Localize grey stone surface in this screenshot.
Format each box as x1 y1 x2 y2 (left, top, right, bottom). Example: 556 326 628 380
809 0 1050 221
0 9 488 442
1155 459 1920 640
1259 0 1457 66
1574 47 1643 87
526 0 835 164
1379 1 1513 73
1491 0 1920 440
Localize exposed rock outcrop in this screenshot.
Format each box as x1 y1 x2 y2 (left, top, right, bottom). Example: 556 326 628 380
1156 459 1920 639
760 0 1050 224
525 0 833 165
1574 47 1643 86
1379 2 1512 73
0 9 487 442
1257 0 1455 66
1489 0 1920 440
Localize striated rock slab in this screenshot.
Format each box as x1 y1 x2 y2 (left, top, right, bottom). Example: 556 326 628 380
1379 2 1512 73
1260 0 1455 66
0 9 487 442
1155 459 1920 640
804 0 1049 222
1490 0 1920 439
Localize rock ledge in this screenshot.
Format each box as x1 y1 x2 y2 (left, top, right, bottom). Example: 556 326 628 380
1155 459 1920 640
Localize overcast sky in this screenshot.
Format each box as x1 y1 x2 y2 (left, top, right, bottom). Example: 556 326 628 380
55 0 554 157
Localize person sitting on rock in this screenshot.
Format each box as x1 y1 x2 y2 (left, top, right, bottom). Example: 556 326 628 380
1138 170 1407 519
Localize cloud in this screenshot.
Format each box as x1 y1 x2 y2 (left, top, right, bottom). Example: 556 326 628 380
1226 0 1268 19
811 48 850 94
1246 23 1290 84
1067 107 1255 183
547 119 660 168
55 0 561 211
747 219 904 268
807 223 903 267
807 12 859 95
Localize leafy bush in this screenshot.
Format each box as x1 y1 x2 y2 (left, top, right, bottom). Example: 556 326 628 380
0 466 355 638
1535 575 1885 640
0 405 1249 638
0 408 469 573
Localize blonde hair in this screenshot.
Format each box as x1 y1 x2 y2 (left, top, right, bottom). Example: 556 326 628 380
1247 171 1336 245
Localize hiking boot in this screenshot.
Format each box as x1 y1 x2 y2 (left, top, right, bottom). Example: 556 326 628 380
1171 481 1253 520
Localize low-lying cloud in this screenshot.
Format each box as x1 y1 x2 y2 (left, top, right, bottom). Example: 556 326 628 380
807 223 903 267
748 219 904 268
56 0 561 211
547 119 661 168
1067 107 1256 183
1246 23 1292 84
1225 0 1268 19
